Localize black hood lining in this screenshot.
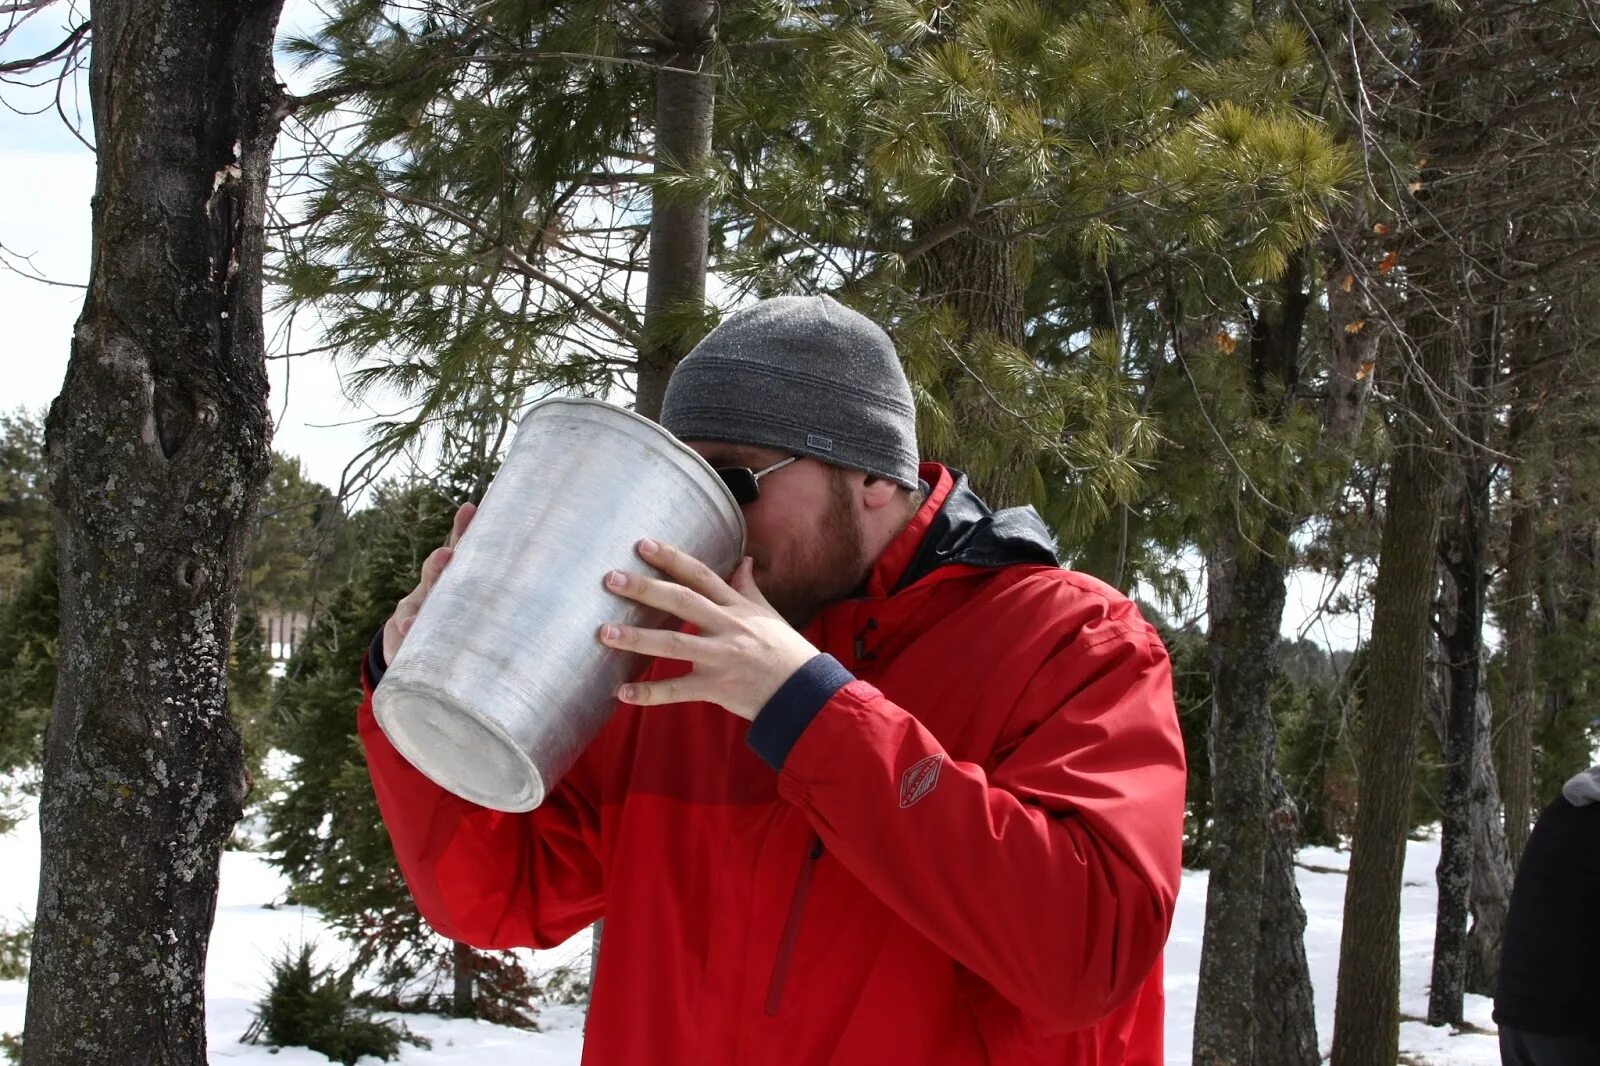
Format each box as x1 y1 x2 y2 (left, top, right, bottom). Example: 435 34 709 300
892 470 1060 593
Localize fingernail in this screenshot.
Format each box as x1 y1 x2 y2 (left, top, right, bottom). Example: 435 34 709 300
639 538 658 554
601 624 620 641
617 684 637 701
606 570 627 588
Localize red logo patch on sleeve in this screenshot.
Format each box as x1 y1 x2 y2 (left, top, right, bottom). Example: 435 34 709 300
899 754 944 808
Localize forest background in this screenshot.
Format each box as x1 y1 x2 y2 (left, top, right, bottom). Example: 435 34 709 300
1 1 1598 1065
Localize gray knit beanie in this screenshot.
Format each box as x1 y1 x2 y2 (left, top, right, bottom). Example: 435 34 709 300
659 295 920 489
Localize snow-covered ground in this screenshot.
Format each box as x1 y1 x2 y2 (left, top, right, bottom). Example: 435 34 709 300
0 803 1499 1064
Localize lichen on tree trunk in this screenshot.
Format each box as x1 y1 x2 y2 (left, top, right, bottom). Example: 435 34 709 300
22 0 283 1061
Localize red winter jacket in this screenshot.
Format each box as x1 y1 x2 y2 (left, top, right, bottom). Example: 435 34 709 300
360 464 1186 1065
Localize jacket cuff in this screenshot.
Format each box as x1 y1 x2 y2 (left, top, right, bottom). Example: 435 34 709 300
365 626 389 687
746 653 854 771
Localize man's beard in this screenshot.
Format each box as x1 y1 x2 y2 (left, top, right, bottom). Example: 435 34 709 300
759 471 872 629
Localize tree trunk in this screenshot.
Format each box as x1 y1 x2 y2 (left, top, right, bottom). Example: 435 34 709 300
1255 769 1320 1066
452 941 474 1016
634 0 717 420
1465 687 1512 995
23 0 282 1061
918 209 1031 508
1331 334 1455 1066
1196 524 1312 1066
599 0 717 989
1426 669 1511 1001
1193 251 1318 1066
1427 326 1493 1026
1500 353 1540 867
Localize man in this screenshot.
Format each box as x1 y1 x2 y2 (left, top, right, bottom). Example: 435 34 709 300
360 296 1186 1064
1493 762 1600 1066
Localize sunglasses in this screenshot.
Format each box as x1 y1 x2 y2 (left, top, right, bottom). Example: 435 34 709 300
714 455 800 506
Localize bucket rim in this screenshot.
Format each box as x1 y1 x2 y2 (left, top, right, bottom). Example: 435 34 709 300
372 675 547 812
518 395 747 545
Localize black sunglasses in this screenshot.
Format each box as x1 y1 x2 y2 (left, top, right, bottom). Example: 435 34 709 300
715 455 800 506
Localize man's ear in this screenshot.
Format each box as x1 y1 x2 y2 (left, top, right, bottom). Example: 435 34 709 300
860 474 900 511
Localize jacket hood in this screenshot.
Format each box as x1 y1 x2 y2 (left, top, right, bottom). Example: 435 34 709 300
865 464 1060 597
1563 764 1600 807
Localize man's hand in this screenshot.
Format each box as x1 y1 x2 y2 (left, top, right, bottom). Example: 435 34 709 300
381 503 477 664
597 538 822 721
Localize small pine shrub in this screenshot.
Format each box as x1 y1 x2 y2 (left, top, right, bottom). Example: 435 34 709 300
0 920 30 980
0 1031 19 1064
249 943 428 1065
536 963 592 1007
470 950 543 1028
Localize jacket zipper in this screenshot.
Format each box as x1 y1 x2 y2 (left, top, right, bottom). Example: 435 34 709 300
764 835 824 1016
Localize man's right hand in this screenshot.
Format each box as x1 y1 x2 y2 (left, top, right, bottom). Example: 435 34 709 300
382 502 477 664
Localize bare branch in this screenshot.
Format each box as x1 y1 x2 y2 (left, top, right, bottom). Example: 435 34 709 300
0 17 87 74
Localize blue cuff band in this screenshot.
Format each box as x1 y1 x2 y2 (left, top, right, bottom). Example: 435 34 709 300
366 626 388 686
746 653 854 771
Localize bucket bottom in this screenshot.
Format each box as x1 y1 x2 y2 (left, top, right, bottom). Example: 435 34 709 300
374 687 546 812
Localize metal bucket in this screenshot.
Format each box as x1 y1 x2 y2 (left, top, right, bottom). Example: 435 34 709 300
371 396 746 812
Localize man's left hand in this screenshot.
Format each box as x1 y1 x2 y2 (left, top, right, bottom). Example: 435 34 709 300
598 538 821 721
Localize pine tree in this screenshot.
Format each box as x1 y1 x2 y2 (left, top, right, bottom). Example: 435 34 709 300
274 0 723 466
0 409 49 604
0 541 57 775
244 453 350 612
266 471 539 1023
231 597 277 788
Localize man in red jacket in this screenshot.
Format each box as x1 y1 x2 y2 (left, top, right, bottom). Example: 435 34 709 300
361 296 1187 1064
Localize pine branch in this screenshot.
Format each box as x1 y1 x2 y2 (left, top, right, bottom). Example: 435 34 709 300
275 32 485 120
467 50 718 78
373 185 643 347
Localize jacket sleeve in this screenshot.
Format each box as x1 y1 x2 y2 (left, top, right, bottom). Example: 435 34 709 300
770 607 1186 1034
358 651 605 950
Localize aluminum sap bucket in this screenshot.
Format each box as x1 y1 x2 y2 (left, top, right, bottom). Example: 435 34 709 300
371 396 746 812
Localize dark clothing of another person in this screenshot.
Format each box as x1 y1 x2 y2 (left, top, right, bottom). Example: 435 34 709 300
1499 1026 1600 1066
1493 764 1600 1066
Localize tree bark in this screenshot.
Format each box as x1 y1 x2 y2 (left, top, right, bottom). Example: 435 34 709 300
1255 769 1320 1066
634 0 717 420
23 0 282 1061
1331 334 1455 1066
1427 324 1493 1026
1465 687 1512 996
1425 669 1513 1001
1500 346 1540 867
452 941 474 1016
918 208 1031 508
1193 252 1319 1066
1193 530 1285 1066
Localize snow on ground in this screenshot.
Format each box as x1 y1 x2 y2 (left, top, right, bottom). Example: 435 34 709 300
0 798 1500 1065
1164 832 1500 1065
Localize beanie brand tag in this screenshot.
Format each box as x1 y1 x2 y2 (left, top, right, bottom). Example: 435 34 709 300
806 433 834 452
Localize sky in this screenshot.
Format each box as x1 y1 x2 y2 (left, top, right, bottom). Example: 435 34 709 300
1 0 389 497
0 5 1373 648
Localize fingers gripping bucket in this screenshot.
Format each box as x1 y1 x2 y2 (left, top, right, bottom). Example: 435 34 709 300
371 397 746 812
